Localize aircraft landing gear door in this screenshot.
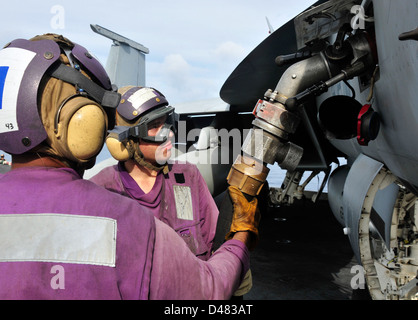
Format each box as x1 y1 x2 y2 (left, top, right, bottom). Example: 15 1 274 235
344 154 418 299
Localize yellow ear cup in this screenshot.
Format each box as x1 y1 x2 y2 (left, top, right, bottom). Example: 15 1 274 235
67 104 107 160
106 133 133 161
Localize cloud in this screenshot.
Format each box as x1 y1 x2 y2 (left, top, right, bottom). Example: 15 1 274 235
213 41 247 65
162 54 192 88
147 52 223 105
145 40 250 105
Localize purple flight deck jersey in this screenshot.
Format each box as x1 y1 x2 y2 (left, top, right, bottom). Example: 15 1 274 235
0 166 249 299
90 162 219 260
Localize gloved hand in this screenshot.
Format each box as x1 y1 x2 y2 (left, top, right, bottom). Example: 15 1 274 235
225 186 261 250
233 269 253 297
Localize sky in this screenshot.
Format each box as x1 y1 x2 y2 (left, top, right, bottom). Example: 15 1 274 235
1 0 316 104
0 0 316 162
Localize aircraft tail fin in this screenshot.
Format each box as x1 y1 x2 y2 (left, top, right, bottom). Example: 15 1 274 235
90 24 149 87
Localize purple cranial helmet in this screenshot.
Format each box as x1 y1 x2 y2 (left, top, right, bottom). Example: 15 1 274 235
106 86 176 174
0 34 120 155
113 86 176 144
117 86 169 121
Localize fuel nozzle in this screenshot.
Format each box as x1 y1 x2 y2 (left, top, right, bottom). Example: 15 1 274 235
227 97 304 196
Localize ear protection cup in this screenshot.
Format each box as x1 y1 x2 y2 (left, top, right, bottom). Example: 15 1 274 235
54 96 108 163
105 133 133 161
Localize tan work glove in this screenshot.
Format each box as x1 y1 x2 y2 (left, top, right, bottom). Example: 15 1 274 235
225 186 261 250
233 269 253 297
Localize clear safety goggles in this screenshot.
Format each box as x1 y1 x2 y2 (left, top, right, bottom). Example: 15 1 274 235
109 106 177 144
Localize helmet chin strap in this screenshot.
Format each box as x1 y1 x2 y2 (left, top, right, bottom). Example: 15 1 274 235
126 139 169 175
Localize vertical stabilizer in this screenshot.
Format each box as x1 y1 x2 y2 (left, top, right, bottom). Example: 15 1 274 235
90 24 149 87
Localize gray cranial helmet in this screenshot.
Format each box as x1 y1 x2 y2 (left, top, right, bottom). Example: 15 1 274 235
0 34 120 155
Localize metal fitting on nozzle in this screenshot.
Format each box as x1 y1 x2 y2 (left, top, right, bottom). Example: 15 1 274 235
226 98 304 196
227 155 270 196
242 99 304 169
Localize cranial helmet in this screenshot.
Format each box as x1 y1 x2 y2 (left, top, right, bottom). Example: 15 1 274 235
0 33 120 168
106 86 176 172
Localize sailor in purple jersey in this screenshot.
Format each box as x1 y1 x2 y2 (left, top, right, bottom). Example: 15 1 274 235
91 161 218 261
0 34 258 299
90 86 218 261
